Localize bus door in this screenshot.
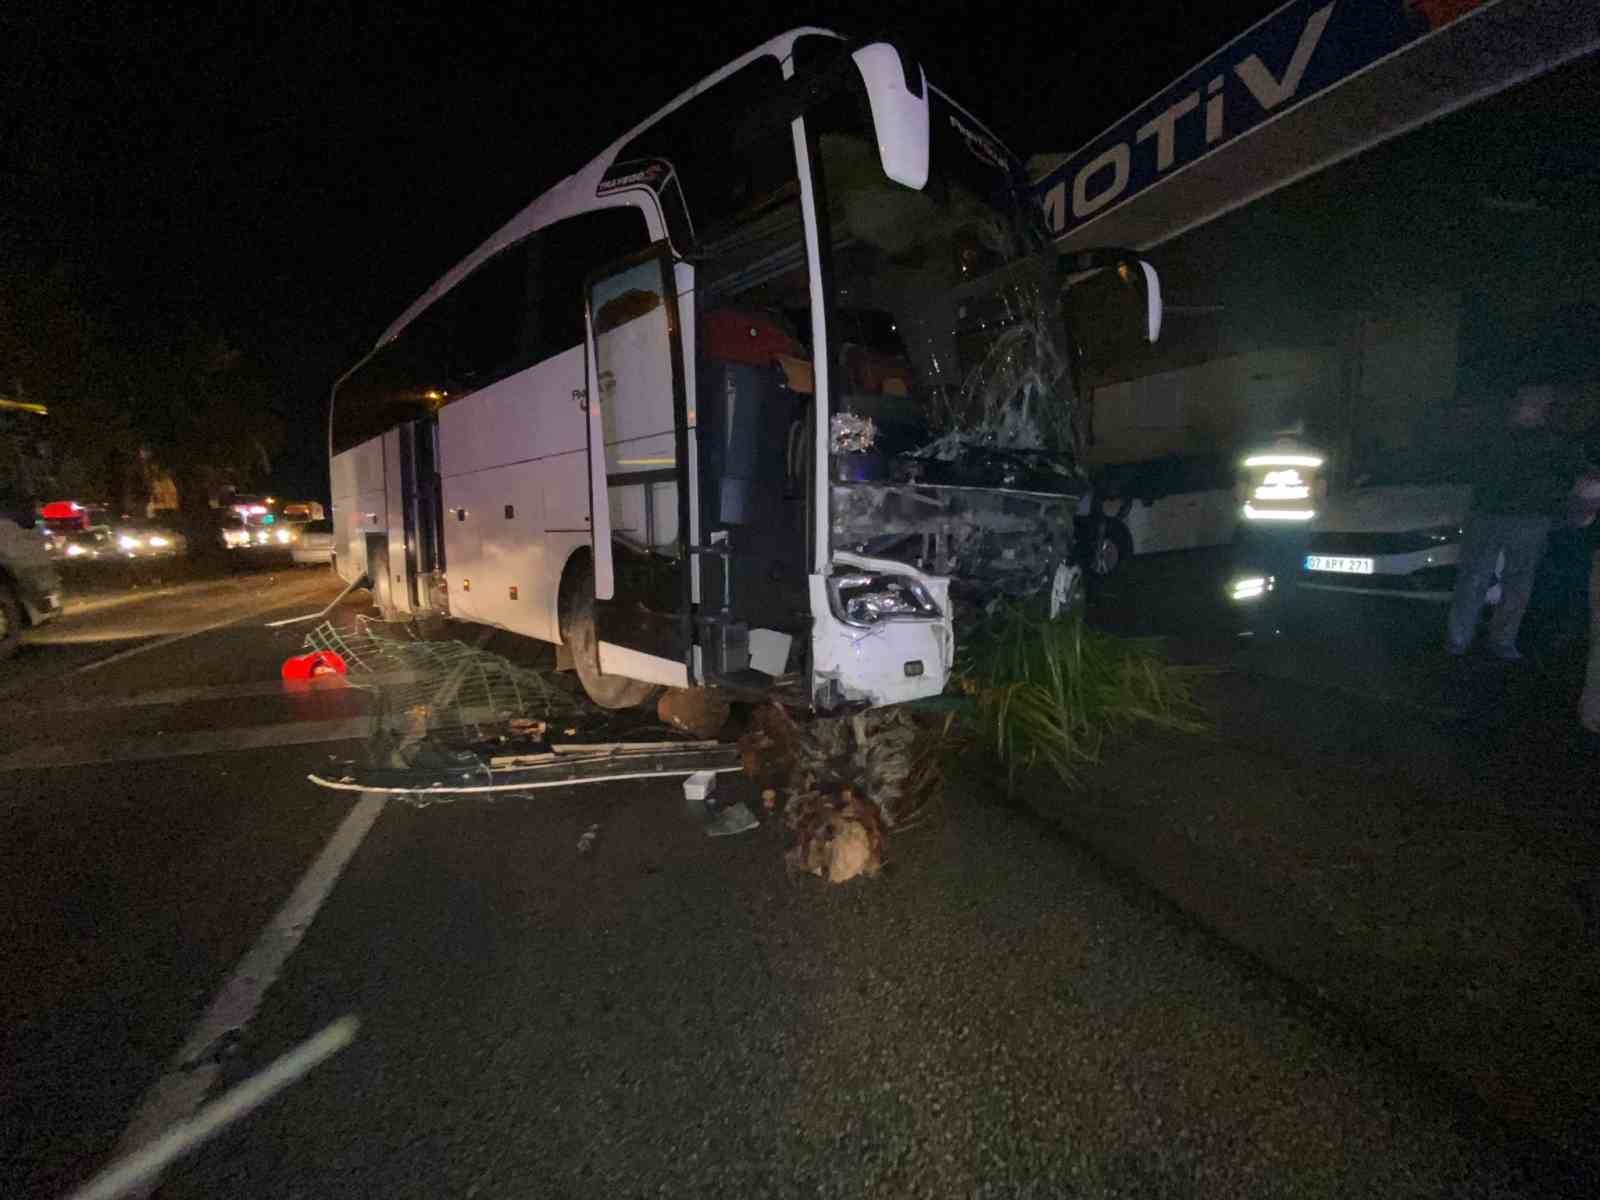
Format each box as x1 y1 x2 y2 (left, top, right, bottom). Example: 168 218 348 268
382 419 443 615
584 245 694 688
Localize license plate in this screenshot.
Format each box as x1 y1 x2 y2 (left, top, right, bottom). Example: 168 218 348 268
1305 555 1374 575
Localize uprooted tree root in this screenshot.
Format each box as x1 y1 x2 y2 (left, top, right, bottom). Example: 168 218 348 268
738 703 946 883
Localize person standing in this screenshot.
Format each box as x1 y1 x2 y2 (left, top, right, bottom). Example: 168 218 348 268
1446 384 1585 661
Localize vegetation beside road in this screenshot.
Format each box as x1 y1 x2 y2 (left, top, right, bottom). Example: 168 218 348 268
951 600 1210 789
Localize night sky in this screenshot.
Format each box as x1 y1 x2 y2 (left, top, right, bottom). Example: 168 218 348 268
4 1 1280 498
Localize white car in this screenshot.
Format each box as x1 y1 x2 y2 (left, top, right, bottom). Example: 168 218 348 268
1 515 64 657
1082 454 1239 576
1298 481 1501 602
289 517 335 566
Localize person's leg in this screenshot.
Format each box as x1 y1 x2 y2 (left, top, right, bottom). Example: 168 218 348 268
1486 516 1552 658
1446 514 1501 653
1582 548 1600 733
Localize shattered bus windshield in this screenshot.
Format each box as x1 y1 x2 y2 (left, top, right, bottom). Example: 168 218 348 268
811 85 1076 491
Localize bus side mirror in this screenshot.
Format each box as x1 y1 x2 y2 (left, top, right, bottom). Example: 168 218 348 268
1061 253 1163 371
851 43 929 191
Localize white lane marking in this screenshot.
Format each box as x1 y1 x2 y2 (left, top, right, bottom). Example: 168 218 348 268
0 717 375 773
74 611 257 674
66 1016 359 1200
106 793 386 1191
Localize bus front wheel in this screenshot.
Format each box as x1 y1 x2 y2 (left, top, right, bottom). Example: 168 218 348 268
559 564 660 710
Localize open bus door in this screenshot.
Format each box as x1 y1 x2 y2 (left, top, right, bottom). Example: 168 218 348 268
375 419 442 617
584 245 694 689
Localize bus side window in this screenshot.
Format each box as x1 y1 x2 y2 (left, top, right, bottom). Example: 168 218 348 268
530 210 652 361
451 245 530 388
332 291 452 456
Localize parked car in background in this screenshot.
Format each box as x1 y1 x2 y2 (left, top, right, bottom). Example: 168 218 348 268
40 500 113 557
289 517 335 565
1 514 63 657
1294 454 1502 603
279 501 326 523
107 517 188 559
1079 453 1239 576
221 510 298 552
58 527 116 560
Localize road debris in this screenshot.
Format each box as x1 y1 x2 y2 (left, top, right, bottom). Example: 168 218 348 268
740 702 943 882
787 788 883 882
303 618 585 750
682 770 717 805
279 650 347 680
307 742 743 804
657 688 731 738
295 618 939 874
704 801 759 838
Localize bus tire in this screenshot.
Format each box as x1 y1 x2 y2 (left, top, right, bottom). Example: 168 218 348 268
559 562 659 710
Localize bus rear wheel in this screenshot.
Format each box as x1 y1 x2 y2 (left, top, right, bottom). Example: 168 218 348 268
559 564 659 710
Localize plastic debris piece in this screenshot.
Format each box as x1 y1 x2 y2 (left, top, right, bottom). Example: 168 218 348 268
281 650 347 681
577 823 600 856
705 801 759 838
683 770 717 802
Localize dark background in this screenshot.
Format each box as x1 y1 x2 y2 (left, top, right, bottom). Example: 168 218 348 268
2 0 1280 500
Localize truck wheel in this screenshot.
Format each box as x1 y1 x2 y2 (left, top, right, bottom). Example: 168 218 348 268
559 564 659 710
0 583 22 660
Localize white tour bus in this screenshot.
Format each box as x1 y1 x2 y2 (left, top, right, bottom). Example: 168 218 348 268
329 28 1158 710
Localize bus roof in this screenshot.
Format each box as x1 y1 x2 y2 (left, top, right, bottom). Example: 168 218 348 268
379 26 840 349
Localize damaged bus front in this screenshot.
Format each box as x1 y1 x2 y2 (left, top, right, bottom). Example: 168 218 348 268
327 29 1158 714
783 39 1161 706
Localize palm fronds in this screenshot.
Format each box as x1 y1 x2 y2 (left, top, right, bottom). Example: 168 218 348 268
952 601 1209 789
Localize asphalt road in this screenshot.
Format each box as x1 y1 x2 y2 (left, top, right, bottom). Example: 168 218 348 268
1 559 1589 1198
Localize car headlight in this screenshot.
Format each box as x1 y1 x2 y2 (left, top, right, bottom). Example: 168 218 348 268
827 571 941 626
66 542 87 557
276 529 293 544
118 534 142 551
148 534 170 548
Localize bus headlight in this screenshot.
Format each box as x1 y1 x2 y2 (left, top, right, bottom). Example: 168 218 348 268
828 572 941 626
